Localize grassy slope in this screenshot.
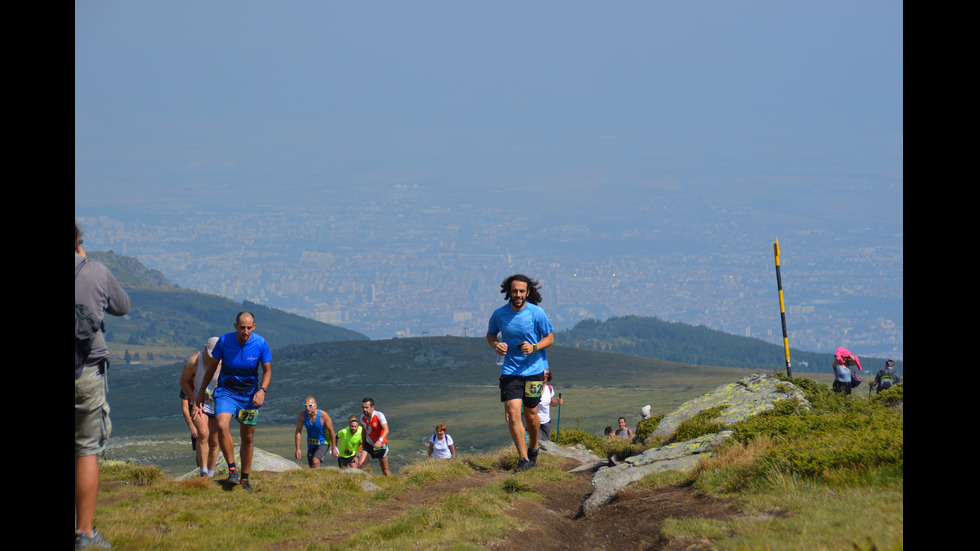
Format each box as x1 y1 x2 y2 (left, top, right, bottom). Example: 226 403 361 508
92 379 903 550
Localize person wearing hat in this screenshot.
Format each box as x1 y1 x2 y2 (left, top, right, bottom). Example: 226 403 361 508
832 347 862 394
537 369 563 442
870 359 901 394
179 337 223 477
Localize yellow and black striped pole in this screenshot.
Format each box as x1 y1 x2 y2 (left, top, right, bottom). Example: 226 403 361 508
773 240 792 377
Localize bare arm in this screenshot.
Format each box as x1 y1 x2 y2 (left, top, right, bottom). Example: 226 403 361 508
295 414 305 460
180 397 196 437
519 331 554 355
179 353 200 407
251 362 272 407
195 355 220 406
487 332 507 356
321 411 338 457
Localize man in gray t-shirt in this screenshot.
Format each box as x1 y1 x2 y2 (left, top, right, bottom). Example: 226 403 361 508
75 222 131 549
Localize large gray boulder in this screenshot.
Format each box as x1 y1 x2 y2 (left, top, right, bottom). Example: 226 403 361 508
581 373 808 516
540 440 607 473
176 446 301 480
648 372 808 442
581 431 732 516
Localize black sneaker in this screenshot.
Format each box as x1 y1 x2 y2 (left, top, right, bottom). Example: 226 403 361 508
240 478 253 491
514 458 532 473
528 448 539 467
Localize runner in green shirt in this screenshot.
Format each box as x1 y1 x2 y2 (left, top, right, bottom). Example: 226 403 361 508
336 415 363 469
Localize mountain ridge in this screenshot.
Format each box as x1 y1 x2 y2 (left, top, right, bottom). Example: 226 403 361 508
557 315 902 374
88 251 369 357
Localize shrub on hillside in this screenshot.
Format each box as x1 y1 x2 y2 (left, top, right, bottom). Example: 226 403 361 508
100 461 164 486
634 414 664 442
710 377 904 489
667 406 727 444
554 429 607 456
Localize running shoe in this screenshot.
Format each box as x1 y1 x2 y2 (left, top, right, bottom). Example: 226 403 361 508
240 478 253 491
75 528 112 549
528 447 539 467
514 458 532 473
225 469 240 485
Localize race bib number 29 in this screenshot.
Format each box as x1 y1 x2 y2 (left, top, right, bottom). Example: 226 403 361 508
237 409 259 426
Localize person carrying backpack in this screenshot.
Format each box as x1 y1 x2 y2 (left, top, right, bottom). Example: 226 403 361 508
76 222 131 549
870 359 901 394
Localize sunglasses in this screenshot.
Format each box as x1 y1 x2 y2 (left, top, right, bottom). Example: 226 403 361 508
304 404 316 408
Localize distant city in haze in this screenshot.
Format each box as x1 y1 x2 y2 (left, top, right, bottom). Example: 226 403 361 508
75 3 902 360
75 177 902 360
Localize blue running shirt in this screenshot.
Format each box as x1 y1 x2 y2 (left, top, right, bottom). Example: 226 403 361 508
487 303 553 377
211 332 273 395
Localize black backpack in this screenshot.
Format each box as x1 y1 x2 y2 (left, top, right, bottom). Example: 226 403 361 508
75 261 103 379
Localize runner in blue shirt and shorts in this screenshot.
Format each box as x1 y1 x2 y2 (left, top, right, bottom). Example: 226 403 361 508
487 274 554 473
196 311 272 490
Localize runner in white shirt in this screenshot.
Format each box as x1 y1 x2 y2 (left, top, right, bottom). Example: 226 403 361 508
537 369 563 441
428 424 456 459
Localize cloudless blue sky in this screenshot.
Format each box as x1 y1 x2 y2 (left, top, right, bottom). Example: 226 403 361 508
76 1 902 216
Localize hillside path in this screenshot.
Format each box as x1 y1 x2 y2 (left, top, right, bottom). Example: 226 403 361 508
279 455 741 550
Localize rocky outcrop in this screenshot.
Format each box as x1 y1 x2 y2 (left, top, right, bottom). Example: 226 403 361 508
176 446 301 480
578 373 808 516
540 440 606 473
581 431 732 516
648 372 808 442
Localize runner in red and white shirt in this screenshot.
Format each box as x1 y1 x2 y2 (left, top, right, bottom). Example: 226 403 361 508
356 397 391 476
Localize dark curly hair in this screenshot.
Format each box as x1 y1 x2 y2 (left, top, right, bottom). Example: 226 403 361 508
499 274 543 305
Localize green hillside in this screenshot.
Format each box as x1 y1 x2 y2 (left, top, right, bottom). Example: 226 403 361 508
88 251 174 288
106 336 750 476
87 251 368 363
557 315 902 374
115 288 368 350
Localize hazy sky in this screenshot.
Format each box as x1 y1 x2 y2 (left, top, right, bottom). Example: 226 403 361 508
75 1 903 215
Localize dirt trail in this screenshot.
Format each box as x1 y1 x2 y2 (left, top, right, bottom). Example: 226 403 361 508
488 457 741 551
287 455 740 550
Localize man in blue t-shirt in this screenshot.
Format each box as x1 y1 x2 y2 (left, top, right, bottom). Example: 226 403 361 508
486 274 554 472
196 311 272 490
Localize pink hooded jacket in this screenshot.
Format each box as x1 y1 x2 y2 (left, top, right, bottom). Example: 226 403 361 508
835 347 862 371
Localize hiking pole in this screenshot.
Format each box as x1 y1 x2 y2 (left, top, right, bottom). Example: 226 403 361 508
773 240 793 377
555 393 562 444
